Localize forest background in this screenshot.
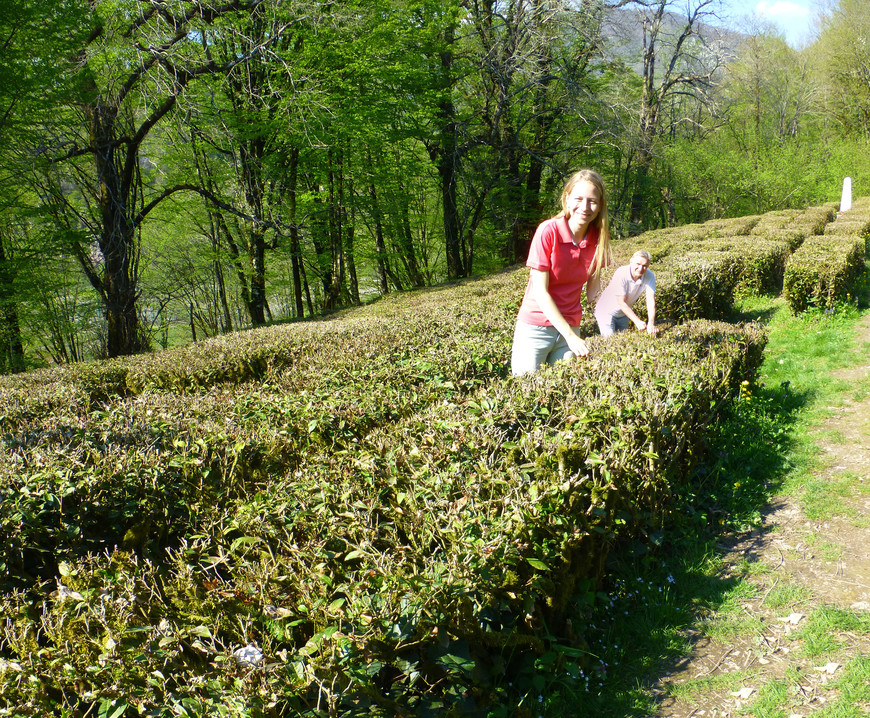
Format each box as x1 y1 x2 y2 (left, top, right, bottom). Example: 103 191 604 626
0 0 867 371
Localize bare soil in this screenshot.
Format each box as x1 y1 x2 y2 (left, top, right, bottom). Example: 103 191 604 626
651 314 870 717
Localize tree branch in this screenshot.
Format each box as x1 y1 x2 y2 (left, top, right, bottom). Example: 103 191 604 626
133 183 301 235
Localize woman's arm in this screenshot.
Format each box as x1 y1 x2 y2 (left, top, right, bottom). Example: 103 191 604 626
586 271 601 306
529 269 589 357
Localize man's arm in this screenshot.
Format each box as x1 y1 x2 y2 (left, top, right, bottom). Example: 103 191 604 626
616 294 646 331
645 288 657 335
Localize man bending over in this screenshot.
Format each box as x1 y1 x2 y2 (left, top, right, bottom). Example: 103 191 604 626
594 250 657 337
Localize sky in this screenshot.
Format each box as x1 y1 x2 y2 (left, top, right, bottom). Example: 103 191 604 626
718 0 819 48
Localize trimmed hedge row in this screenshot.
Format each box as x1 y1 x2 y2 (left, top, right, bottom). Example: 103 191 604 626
0 270 526 410
0 295 530 586
695 237 791 295
753 203 837 239
783 199 870 313
0 198 858 715
3 196 830 584
0 200 843 413
783 234 866 312
0 197 852 592
0 320 767 716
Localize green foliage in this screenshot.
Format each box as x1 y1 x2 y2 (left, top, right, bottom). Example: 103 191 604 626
551 290 870 715
783 225 867 313
0 251 771 715
814 0 870 135
2 192 867 713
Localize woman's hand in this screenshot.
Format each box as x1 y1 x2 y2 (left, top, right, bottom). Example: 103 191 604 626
567 333 589 357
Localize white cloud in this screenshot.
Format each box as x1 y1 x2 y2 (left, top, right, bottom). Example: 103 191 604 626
755 1 811 19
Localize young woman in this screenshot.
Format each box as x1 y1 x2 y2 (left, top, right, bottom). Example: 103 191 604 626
510 169 613 376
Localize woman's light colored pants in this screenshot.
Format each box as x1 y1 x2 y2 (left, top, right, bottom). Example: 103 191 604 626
511 321 576 376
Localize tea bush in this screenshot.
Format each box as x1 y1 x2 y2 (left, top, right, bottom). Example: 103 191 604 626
783 199 870 313
0 200 858 716
0 322 766 716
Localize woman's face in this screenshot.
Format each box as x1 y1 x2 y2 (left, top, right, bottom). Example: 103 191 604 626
566 180 600 226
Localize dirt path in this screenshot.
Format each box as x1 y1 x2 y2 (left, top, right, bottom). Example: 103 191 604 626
652 314 870 717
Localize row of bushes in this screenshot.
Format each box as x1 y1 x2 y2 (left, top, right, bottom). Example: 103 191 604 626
0 199 863 715
0 276 534 586
7 191 851 590
584 202 840 333
783 198 870 312
0 199 854 415
0 320 767 716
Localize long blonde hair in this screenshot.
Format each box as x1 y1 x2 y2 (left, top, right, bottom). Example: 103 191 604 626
557 169 613 279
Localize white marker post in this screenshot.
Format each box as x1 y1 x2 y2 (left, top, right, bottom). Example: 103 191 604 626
840 176 852 213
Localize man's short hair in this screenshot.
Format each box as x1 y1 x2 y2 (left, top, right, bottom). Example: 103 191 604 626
631 250 651 263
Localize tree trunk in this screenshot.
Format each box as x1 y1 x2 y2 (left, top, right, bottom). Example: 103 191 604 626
323 149 345 311
0 239 25 373
434 24 466 279
247 224 268 325
436 126 465 279
366 148 391 295
214 259 232 334
345 172 360 305
346 223 360 305
397 184 425 288
285 147 305 319
88 100 146 357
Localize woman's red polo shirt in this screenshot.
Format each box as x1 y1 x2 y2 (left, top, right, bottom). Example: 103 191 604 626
517 216 599 327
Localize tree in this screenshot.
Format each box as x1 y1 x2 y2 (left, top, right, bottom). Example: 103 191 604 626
814 0 870 136
275 0 439 302
609 0 724 230
464 0 608 264
718 30 817 212
178 1 310 328
46 0 284 357
0 0 88 372
418 0 611 274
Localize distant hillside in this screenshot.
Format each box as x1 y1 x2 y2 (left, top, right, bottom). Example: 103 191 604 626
602 5 746 73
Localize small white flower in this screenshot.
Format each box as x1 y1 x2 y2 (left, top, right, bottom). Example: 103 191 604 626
233 644 264 667
55 584 84 602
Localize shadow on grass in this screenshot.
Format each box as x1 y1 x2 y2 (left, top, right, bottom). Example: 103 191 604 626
730 300 780 326
535 265 870 715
